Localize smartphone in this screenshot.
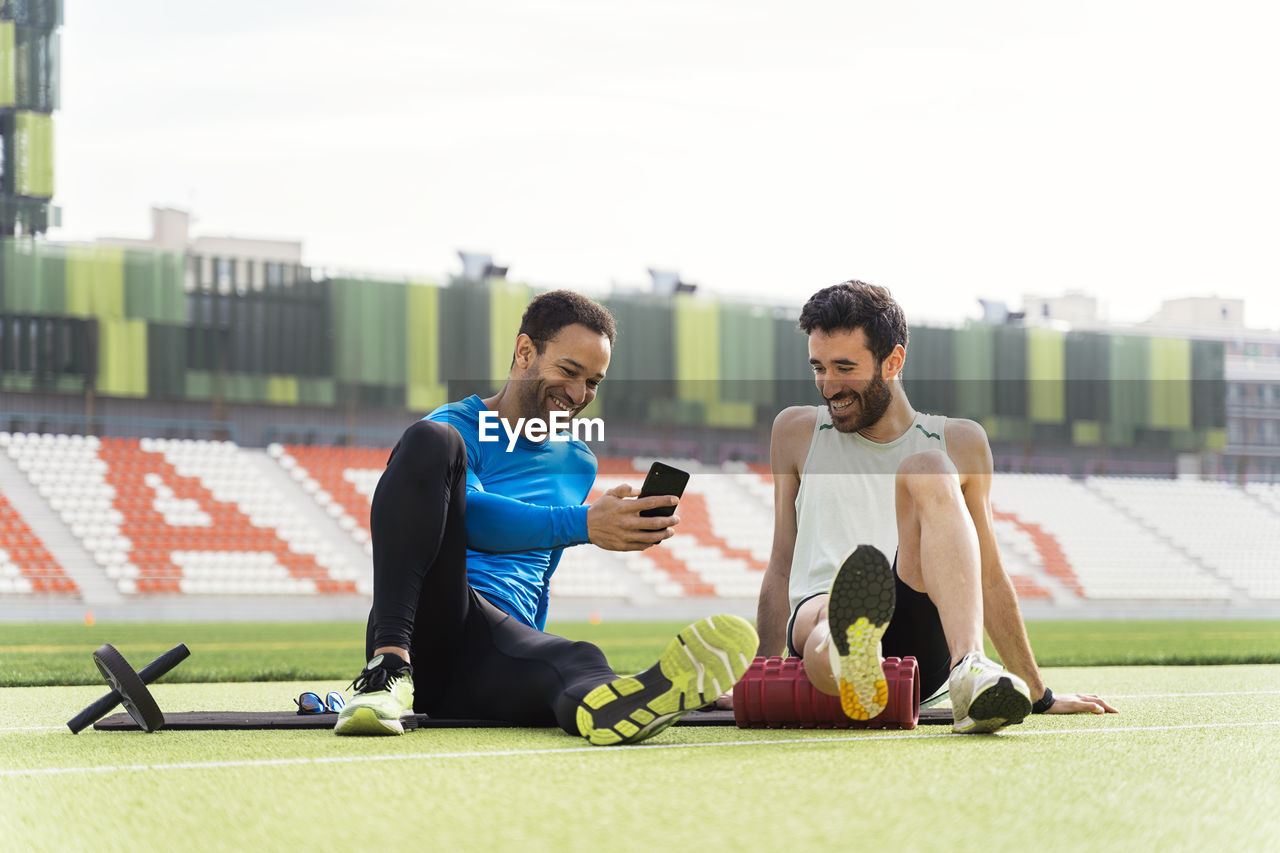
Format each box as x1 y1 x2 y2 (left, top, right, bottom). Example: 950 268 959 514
637 462 690 518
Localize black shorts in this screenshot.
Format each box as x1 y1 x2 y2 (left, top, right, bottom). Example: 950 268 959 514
787 555 951 699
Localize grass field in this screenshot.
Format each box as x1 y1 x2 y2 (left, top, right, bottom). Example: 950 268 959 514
3 620 1279 852
2 619 1279 687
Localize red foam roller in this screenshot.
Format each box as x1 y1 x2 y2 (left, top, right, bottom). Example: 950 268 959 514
733 655 920 729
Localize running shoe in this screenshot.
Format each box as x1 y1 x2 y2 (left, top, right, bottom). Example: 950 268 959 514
826 544 896 721
948 651 1031 734
333 654 414 736
576 614 758 746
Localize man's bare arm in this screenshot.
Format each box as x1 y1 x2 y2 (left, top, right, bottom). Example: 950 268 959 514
950 419 1118 715
755 406 812 657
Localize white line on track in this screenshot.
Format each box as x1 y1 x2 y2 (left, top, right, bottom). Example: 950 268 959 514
0 725 65 731
3 719 1278 779
1107 690 1280 699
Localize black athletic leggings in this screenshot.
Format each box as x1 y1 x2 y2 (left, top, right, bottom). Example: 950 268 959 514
365 420 617 733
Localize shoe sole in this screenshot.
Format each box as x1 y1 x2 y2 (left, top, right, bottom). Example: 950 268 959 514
333 706 405 736
576 614 758 746
827 545 896 721
953 676 1032 734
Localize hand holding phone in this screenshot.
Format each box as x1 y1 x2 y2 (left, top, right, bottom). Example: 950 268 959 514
586 462 689 551
637 462 690 518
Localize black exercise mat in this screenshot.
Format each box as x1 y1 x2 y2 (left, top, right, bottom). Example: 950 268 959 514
93 707 952 731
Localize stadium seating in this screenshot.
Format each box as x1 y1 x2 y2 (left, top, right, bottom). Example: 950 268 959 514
273 443 384 555
1 431 1277 607
0 473 79 597
992 475 1230 600
2 433 361 596
1090 477 1280 600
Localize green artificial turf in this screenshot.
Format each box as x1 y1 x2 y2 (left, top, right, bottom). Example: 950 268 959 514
2 666 1278 852
1 619 1278 687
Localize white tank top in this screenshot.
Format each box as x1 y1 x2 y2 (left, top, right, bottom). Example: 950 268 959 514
788 407 949 611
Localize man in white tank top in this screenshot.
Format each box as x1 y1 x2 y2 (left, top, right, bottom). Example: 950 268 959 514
756 281 1117 733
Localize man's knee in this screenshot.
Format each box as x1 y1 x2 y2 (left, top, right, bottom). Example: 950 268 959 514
396 419 465 463
896 450 961 503
560 639 611 672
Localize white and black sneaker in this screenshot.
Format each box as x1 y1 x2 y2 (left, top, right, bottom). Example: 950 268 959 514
948 651 1031 734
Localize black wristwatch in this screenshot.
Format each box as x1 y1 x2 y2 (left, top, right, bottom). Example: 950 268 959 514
1032 687 1055 714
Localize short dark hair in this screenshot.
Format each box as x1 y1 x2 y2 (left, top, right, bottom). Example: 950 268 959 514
518 290 617 353
798 280 908 364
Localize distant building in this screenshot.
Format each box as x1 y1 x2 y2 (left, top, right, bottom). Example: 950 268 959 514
96 206 309 294
1008 291 1280 481
0 0 60 236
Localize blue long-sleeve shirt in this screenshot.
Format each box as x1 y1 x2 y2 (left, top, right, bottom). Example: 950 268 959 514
424 395 595 629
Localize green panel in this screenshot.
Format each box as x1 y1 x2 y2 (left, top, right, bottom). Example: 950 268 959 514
185 370 212 400
982 415 1029 443
1072 421 1101 446
406 281 445 411
35 244 65 314
438 280 490 390
488 281 529 381
96 318 147 397
719 302 774 405
1065 331 1108 423
331 278 360 383
123 249 185 323
773 315 811 409
332 278 409 386
0 22 14 107
1 237 39 312
146 323 185 398
384 281 408 386
65 246 125 318
992 326 1027 418
674 295 718 410
905 326 953 414
1027 327 1064 423
1148 337 1191 430
297 377 336 407
1109 335 1149 445
1191 339 1225 430
266 376 299 405
952 324 993 420
222 374 255 403
13 111 54 197
599 295 674 422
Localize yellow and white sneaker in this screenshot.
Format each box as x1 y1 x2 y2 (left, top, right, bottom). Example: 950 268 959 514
948 651 1031 734
334 654 414 736
827 545 896 721
576 614 758 746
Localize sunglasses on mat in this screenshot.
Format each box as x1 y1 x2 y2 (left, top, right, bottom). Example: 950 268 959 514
294 691 345 715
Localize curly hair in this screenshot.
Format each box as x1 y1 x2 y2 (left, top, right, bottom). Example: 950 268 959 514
797 280 908 364
518 290 617 352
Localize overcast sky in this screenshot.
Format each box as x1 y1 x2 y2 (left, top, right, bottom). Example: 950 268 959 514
53 1 1280 329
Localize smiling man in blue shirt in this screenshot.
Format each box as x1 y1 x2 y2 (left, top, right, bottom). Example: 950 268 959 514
336 290 757 744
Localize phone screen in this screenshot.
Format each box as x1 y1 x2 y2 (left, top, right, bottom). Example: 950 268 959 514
637 462 690 518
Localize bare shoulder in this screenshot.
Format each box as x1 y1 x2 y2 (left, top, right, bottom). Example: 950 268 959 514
768 404 819 445
770 406 817 474
944 418 993 479
944 417 989 448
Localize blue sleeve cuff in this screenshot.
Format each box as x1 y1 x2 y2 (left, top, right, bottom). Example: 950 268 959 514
465 490 591 552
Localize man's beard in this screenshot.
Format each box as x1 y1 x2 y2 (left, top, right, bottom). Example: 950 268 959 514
827 373 892 434
515 375 578 424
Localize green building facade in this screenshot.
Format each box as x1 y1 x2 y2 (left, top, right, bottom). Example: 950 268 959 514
0 237 1227 463
0 0 59 235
